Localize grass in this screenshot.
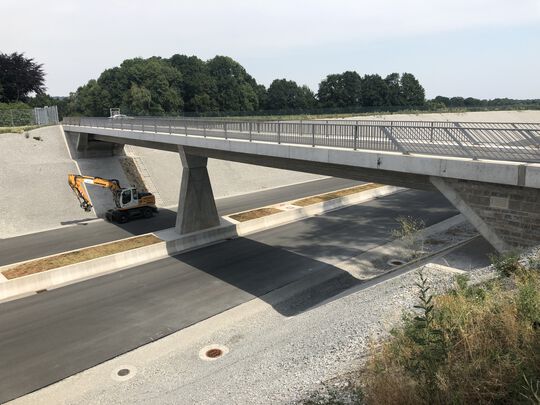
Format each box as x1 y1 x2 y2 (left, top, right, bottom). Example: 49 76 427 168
2 234 162 279
229 207 283 222
0 125 40 134
360 263 540 405
292 183 382 207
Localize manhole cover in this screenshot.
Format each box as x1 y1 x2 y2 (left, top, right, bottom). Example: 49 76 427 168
199 344 229 361
387 258 406 266
111 365 137 381
117 368 130 377
206 348 223 358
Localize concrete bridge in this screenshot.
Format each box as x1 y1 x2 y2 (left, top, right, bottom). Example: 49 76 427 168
63 117 540 252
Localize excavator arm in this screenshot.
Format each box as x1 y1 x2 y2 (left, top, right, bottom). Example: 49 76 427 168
68 174 121 212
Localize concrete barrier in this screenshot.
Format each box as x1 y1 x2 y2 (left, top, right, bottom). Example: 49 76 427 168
0 185 402 302
0 225 236 302
235 185 404 236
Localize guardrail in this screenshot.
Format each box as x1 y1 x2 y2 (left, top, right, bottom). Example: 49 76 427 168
63 117 540 163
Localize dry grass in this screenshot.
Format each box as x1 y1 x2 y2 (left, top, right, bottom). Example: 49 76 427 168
292 183 382 207
2 234 162 279
229 207 283 222
362 268 540 405
0 125 40 134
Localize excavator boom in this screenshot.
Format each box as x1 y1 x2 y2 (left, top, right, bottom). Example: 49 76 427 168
67 174 121 212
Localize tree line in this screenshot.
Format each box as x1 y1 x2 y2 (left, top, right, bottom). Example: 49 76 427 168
1 52 539 118
67 55 427 116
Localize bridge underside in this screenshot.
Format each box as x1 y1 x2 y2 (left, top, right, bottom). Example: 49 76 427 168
68 131 540 252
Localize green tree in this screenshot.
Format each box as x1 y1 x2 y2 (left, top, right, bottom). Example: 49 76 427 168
433 96 450 107
400 73 425 107
317 71 362 107
362 74 388 107
206 56 260 111
385 73 401 106
169 54 218 112
0 52 45 102
265 79 315 110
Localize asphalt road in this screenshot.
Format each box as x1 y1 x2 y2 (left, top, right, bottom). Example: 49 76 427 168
0 189 457 403
0 177 359 267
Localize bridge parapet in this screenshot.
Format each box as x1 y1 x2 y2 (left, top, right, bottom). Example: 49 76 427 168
63 117 540 163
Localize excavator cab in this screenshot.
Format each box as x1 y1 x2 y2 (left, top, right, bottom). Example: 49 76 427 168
118 188 139 209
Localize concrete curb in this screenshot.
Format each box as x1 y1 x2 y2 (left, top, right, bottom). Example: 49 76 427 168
234 185 404 236
0 225 236 302
0 185 402 302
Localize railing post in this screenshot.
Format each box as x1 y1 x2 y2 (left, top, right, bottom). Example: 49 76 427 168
277 122 281 144
185 121 188 136
131 120 133 131
249 121 252 141
224 122 228 139
354 125 358 150
430 121 434 142
203 121 207 137
121 118 124 130
154 120 157 133
142 120 145 132
312 124 315 147
169 120 172 134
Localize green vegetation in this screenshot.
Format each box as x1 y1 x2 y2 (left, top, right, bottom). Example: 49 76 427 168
391 216 426 259
0 52 45 103
361 263 540 404
0 125 39 134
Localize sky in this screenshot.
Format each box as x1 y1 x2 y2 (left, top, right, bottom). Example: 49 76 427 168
2 0 540 99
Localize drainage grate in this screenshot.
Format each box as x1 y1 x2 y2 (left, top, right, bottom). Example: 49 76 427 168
205 348 223 358
388 259 406 266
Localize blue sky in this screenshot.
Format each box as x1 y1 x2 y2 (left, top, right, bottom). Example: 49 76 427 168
2 0 539 99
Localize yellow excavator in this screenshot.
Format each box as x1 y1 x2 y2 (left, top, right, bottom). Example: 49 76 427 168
68 174 158 223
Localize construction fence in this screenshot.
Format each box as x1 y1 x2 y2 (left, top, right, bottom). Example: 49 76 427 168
0 106 59 127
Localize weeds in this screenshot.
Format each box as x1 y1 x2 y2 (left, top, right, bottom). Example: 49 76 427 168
362 263 540 404
391 216 425 259
490 250 522 277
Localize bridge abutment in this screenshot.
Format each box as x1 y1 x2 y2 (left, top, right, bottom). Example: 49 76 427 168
175 146 220 235
65 131 124 158
431 177 540 252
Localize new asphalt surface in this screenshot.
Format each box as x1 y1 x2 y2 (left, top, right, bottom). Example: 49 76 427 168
0 177 359 267
0 189 457 403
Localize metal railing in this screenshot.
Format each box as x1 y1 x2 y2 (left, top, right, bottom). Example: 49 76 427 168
62 116 540 163
0 106 59 127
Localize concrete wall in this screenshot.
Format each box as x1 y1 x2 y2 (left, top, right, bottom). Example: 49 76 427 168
0 127 96 238
432 178 540 250
127 145 325 207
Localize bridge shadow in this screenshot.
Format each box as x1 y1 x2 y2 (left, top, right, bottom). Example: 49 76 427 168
167 236 361 317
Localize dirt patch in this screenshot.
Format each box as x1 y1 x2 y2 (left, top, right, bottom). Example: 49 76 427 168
119 156 148 192
2 234 161 279
229 207 283 222
292 183 382 206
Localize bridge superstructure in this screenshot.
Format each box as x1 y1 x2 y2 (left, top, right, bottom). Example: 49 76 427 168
63 117 540 252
